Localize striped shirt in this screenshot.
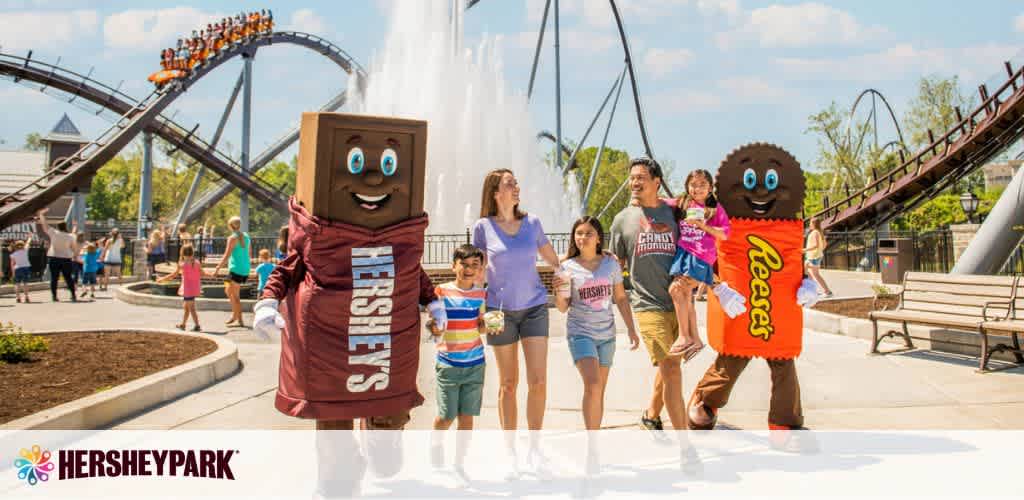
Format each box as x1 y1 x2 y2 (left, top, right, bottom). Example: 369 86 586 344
434 282 486 368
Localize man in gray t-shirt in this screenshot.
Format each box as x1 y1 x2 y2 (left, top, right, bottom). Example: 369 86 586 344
610 158 687 433
611 203 678 312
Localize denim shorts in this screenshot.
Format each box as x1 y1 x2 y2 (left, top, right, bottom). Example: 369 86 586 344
807 257 822 266
669 247 714 285
568 335 616 367
14 267 31 284
81 272 97 285
485 303 549 346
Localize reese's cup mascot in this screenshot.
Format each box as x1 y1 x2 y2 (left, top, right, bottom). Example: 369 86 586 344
253 113 446 429
687 143 820 446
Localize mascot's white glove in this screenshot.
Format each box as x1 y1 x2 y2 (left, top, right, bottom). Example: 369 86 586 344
253 298 285 342
796 278 821 307
427 299 448 332
713 282 747 319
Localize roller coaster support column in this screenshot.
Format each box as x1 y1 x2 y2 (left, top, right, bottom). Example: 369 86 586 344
554 0 563 172
239 52 254 233
175 70 245 230
951 162 1024 275
137 132 154 239
70 191 86 234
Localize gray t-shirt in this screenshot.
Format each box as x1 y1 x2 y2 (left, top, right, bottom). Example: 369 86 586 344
561 256 623 340
610 202 678 312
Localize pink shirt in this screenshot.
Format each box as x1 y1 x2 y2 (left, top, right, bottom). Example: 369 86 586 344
178 260 202 298
663 198 730 265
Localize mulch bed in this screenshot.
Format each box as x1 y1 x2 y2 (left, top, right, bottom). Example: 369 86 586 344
0 332 217 424
811 295 900 320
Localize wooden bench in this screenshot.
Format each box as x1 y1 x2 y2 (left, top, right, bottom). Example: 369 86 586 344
869 272 1022 372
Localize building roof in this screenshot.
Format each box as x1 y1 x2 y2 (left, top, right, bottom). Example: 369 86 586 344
43 113 89 144
0 150 45 195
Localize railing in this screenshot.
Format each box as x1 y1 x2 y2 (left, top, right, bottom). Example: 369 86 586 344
1 238 136 283
823 229 956 274
1001 242 1024 276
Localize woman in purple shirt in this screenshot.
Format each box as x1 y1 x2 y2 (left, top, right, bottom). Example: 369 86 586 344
473 169 561 463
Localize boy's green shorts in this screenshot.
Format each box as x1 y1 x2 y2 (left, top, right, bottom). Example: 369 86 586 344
435 363 485 421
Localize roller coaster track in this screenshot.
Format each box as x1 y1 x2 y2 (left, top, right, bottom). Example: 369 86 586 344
0 31 365 229
812 62 1024 232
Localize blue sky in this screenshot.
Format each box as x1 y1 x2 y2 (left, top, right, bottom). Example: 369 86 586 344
1 0 1023 188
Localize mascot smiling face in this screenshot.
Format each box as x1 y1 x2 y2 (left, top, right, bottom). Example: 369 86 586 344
715 143 805 220
295 112 427 229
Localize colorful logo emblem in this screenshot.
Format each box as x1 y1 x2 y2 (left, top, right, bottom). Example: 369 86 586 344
15 445 54 486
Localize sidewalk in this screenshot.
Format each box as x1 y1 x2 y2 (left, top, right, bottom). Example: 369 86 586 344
2 270 1022 431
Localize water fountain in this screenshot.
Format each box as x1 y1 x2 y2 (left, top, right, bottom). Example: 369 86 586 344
352 0 580 234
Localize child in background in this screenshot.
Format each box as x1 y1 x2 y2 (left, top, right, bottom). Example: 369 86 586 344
10 240 32 303
157 244 211 332
275 226 288 262
255 248 275 292
667 169 731 362
81 242 100 298
425 244 493 476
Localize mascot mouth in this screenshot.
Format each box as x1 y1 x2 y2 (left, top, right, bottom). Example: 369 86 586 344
352 192 391 211
744 196 776 217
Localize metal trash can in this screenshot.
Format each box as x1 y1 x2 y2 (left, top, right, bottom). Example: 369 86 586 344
878 238 913 284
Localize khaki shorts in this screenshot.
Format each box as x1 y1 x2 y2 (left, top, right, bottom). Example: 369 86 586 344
635 310 680 366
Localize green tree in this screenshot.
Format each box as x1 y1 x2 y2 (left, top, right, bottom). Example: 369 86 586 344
23 132 44 151
573 146 632 229
903 75 973 151
805 102 874 196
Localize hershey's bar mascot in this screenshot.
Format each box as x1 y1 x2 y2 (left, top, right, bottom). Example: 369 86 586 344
254 112 446 431
687 143 819 447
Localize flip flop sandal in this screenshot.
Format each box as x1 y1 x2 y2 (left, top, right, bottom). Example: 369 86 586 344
682 343 705 363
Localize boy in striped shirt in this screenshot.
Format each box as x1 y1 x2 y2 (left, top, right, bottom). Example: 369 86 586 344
427 244 490 473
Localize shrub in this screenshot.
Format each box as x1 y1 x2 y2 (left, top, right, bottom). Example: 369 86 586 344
0 323 49 363
871 282 896 297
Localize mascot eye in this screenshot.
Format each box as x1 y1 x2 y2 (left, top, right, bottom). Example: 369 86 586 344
347 147 365 174
380 148 398 176
765 169 779 191
742 168 757 190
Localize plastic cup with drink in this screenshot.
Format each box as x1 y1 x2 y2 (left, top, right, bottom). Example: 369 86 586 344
483 310 504 333
556 271 571 299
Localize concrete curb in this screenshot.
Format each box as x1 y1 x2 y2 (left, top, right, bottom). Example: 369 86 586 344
804 305 1019 363
116 281 257 311
0 329 239 430
0 275 142 296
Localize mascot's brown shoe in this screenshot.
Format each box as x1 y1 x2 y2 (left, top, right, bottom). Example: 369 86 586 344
686 394 717 430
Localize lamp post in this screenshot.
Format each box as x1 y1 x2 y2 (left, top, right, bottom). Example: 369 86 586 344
959 190 979 224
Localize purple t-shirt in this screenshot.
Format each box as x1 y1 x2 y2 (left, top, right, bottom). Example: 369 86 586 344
472 214 550 311
673 200 730 265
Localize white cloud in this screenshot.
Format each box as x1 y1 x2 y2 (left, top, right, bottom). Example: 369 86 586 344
0 10 98 51
1015 13 1024 33
776 43 1019 84
286 8 328 36
717 3 886 49
649 88 722 113
103 7 223 52
649 75 790 115
525 0 689 27
696 0 741 21
642 48 695 78
718 76 787 100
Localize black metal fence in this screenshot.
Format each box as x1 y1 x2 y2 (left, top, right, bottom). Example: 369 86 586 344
1 238 136 283
823 230 957 274
1002 243 1024 276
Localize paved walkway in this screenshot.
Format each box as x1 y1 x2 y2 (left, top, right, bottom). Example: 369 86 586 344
3 270 1023 430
